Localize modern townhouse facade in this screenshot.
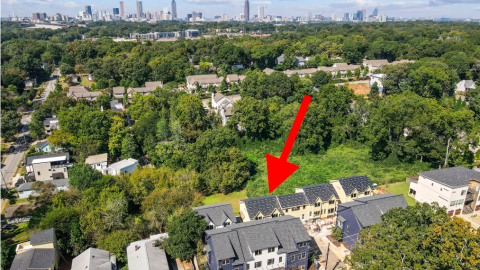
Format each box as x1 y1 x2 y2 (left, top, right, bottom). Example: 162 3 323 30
193 202 237 230
409 166 480 216
206 216 310 270
43 116 59 135
330 175 374 203
24 153 71 181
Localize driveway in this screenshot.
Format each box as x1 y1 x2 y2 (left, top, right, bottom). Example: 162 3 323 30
459 213 480 229
334 80 369 86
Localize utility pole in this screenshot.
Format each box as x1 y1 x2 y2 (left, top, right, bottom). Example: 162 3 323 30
1 171 9 190
324 242 330 270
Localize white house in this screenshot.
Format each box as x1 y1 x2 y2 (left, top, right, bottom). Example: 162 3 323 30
193 203 237 230
107 158 139 175
363 59 389 73
71 248 116 270
85 153 108 173
126 233 169 270
24 153 71 181
43 116 59 135
211 92 234 126
409 166 480 216
456 80 476 93
16 179 70 199
369 74 386 94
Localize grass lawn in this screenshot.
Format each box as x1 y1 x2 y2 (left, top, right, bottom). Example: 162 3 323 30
6 198 29 207
381 182 416 206
203 190 247 215
78 78 93 87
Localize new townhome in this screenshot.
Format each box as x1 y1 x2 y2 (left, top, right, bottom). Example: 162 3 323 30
71 248 117 270
126 233 170 270
193 203 237 230
409 166 480 216
206 216 310 270
24 152 71 181
186 74 223 91
11 228 60 270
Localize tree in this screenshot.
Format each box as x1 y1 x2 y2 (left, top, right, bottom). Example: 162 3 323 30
354 68 360 77
363 66 369 76
98 230 137 263
466 87 480 119
368 82 380 99
231 82 238 91
311 71 332 87
165 208 205 261
195 82 201 94
336 70 341 78
346 69 352 78
60 63 75 76
1 110 21 142
109 115 128 158
219 79 227 92
1 240 16 270
2 73 25 93
121 135 139 159
28 181 57 207
69 163 103 191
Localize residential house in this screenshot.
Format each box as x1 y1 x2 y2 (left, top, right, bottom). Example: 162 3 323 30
88 74 93 82
68 86 104 101
294 183 341 220
284 68 317 78
205 215 310 270
129 87 156 97
263 68 275 75
43 116 59 135
239 195 284 222
211 92 234 126
336 194 408 249
24 152 71 181
362 59 389 73
332 63 361 77
11 228 60 270
66 74 80 83
408 166 480 215
330 176 374 203
126 233 170 270
145 81 164 89
113 87 126 99
85 153 108 173
16 178 70 199
219 106 233 126
317 66 338 75
193 203 237 230
24 78 37 89
71 248 117 270
276 54 306 67
456 80 476 94
186 74 223 91
226 74 246 85
106 158 139 175
110 99 124 112
368 74 386 94
35 140 66 153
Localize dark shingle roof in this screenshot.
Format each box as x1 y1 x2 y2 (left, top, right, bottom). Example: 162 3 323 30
338 194 408 227
193 203 236 227
10 248 55 270
277 193 308 208
36 141 49 150
337 176 373 195
297 183 340 204
16 179 69 192
24 152 69 166
240 195 283 219
419 166 478 188
30 228 55 246
206 216 310 263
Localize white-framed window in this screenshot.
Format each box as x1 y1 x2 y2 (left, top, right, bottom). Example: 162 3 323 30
299 266 305 270
301 214 305 220
328 208 335 214
206 225 214 230
224 222 231 226
351 193 357 198
235 268 239 270
299 241 307 247
299 252 306 260
461 190 467 196
246 264 250 270
347 225 349 232
221 259 230 265
279 257 283 263
364 191 370 196
254 250 262 256
291 255 295 262
267 259 274 265
314 211 320 216
268 247 275 253
309 211 312 217
314 202 321 207
337 220 343 229
254 262 262 268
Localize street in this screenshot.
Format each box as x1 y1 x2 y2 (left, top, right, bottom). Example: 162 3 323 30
1 69 58 189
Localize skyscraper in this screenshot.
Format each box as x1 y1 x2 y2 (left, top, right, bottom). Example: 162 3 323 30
113 8 119 17
372 7 378 17
119 1 125 18
344 13 349 20
356 10 363 21
244 0 249 21
164 7 168 15
360 8 366 21
172 0 177 19
332 13 337 21
136 0 143 19
85 5 92 16
258 6 264 20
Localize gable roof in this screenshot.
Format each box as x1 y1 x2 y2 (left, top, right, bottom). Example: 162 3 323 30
336 175 373 195
127 234 169 270
364 59 389 66
16 178 70 192
30 228 55 246
206 215 310 264
4 203 34 219
240 195 283 219
277 192 308 208
186 74 222 85
36 140 49 150
419 166 479 188
297 183 340 204
193 203 236 227
71 248 112 270
43 117 58 126
24 152 69 166
85 153 108 165
213 92 227 102
145 81 163 88
338 194 408 227
263 68 275 75
113 87 125 94
10 248 56 270
317 66 337 72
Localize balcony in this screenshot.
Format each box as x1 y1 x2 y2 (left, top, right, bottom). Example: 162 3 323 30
15 241 32 254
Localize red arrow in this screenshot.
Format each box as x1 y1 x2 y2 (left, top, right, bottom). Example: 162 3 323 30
267 94 312 193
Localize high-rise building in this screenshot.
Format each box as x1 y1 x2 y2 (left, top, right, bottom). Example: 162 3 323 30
119 1 125 18
32 13 40 20
136 0 143 20
85 5 92 16
191 11 201 21
164 7 168 15
344 13 349 20
332 13 337 21
372 7 378 17
172 0 177 19
244 0 249 21
356 10 363 21
360 8 366 21
113 8 119 17
258 6 264 20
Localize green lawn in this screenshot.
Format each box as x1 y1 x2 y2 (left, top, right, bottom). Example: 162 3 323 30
381 182 416 206
78 78 93 87
203 190 247 215
6 198 29 207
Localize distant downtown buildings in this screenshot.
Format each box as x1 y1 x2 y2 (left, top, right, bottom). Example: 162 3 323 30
244 0 249 21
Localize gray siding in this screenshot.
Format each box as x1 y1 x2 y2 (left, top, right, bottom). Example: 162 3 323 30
337 207 362 249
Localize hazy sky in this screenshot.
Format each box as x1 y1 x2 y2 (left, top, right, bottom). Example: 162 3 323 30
2 0 480 19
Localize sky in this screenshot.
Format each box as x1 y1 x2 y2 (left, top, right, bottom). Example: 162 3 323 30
2 0 480 19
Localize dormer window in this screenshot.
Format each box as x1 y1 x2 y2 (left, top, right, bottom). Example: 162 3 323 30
351 193 357 198
329 200 335 205
221 259 230 265
364 191 370 196
268 247 275 253
206 225 214 230
272 214 278 218
298 241 307 247
224 222 230 227
314 202 321 207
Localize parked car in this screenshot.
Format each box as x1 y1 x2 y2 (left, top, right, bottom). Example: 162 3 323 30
2 224 17 230
15 180 25 187
9 146 15 153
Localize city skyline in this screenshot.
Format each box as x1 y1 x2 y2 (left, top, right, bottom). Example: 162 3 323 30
3 0 480 19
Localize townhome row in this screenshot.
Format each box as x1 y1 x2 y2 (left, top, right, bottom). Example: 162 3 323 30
186 74 246 91
239 176 374 222
67 81 164 101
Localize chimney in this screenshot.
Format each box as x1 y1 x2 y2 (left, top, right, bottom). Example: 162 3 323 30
135 245 139 251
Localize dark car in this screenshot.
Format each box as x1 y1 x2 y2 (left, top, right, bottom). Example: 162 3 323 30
9 146 15 153
2 224 17 230
15 180 25 187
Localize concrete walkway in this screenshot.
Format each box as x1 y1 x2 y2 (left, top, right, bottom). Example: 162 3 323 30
459 213 480 229
309 226 348 270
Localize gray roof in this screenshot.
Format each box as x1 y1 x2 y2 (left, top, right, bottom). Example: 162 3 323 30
10 248 56 270
127 234 169 270
277 193 308 208
337 176 373 195
16 178 70 192
297 183 340 204
71 248 113 270
30 228 55 246
465 80 475 89
193 203 236 227
206 215 311 264
43 117 57 125
277 54 285 64
338 194 408 227
240 195 283 219
419 166 479 188
24 152 70 166
36 140 49 150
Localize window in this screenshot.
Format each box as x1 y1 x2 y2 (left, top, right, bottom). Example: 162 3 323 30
351 193 357 198
299 266 305 270
221 259 230 265
364 191 370 196
254 262 262 268
292 207 300 211
323 209 326 214
337 220 343 229
314 202 321 207
461 190 467 196
207 225 214 230
328 208 335 214
235 268 239 270
309 211 312 217
299 252 306 259
299 241 307 247
255 217 262 220
254 250 262 256
285 209 288 213
272 214 278 218
290 255 295 262
301 214 305 220
303 206 306 209
347 225 349 232
19 191 23 195
279 257 283 263
37 171 40 175
246 264 250 270
432 183 434 186
224 222 231 227
314 211 320 216
268 247 275 253
48 169 51 171
267 259 274 265
329 200 335 205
